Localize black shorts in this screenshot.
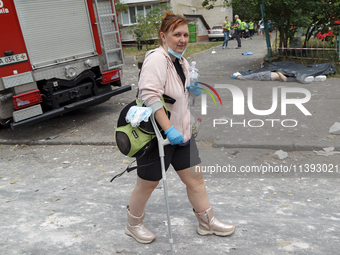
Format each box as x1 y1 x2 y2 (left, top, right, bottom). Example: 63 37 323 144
136 138 201 181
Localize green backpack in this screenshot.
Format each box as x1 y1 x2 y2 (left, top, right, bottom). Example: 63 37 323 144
111 96 173 181
111 51 174 181
114 96 170 158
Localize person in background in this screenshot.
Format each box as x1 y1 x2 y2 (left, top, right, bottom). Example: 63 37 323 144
222 16 231 49
248 20 255 39
231 15 242 48
240 20 245 38
259 18 265 39
242 20 248 39
268 20 273 38
134 28 143 51
230 71 287 82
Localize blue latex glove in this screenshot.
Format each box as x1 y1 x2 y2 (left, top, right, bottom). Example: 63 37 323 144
186 81 202 96
164 125 184 145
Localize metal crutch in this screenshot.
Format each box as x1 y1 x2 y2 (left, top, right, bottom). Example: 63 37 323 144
150 113 174 255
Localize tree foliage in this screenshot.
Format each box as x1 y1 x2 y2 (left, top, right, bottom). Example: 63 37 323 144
202 0 340 48
115 0 128 14
127 4 172 49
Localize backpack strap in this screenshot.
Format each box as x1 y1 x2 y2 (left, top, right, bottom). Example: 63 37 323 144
110 158 159 182
136 50 155 98
110 161 137 182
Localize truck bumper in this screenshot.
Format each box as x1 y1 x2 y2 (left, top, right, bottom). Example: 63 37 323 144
11 85 131 129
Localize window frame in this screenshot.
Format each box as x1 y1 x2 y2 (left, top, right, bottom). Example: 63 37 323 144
120 3 160 26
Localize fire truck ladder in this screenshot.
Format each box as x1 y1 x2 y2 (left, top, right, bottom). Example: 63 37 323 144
93 0 124 70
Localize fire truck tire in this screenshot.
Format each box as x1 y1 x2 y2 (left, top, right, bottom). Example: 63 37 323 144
0 118 11 128
84 84 112 107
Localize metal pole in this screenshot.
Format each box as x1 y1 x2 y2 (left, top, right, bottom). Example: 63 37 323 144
338 34 340 62
260 0 272 63
150 114 174 255
160 156 174 255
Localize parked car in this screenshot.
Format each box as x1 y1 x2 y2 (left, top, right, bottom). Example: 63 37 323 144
208 25 224 41
208 25 234 41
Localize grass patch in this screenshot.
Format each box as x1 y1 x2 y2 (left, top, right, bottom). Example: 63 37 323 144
123 45 158 60
184 42 222 58
123 41 222 61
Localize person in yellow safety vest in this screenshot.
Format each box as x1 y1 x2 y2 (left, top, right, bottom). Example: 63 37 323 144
222 16 231 49
240 20 245 38
231 15 242 48
248 20 255 39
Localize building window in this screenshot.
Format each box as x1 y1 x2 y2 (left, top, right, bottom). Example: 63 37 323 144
145 5 151 14
129 6 136 23
137 5 144 16
121 11 129 24
120 4 161 25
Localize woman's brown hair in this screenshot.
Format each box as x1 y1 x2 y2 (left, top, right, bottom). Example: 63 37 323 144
158 11 188 44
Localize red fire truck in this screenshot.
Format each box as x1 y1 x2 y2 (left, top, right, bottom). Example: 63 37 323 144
0 0 130 129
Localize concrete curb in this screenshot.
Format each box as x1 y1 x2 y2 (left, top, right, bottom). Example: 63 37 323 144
2 138 339 152
0 139 116 146
213 140 340 151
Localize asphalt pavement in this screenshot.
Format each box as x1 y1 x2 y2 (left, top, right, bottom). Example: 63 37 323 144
1 33 340 255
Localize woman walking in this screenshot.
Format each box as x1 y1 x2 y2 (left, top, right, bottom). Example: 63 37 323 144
125 11 236 244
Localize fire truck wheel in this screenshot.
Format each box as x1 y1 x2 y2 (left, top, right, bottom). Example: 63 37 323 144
0 118 12 129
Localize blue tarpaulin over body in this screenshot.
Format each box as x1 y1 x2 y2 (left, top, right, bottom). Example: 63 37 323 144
239 61 337 83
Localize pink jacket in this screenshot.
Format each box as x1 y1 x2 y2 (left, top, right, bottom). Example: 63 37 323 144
138 46 192 143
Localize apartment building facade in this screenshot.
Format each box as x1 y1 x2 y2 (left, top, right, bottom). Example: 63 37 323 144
119 0 233 42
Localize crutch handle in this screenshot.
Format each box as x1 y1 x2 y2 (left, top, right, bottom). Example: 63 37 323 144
162 138 171 146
